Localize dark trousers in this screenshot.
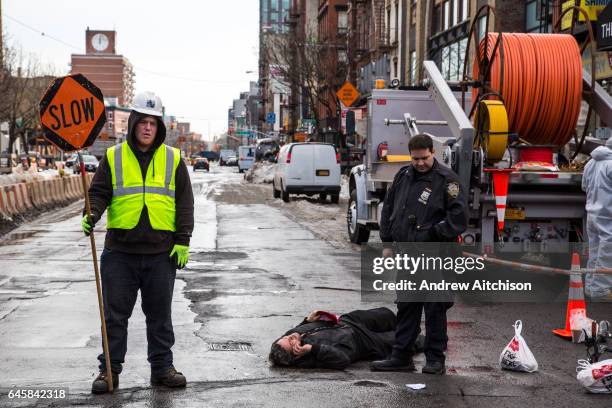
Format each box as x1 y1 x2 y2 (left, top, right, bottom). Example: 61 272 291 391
98 248 176 375
392 302 452 363
341 307 396 360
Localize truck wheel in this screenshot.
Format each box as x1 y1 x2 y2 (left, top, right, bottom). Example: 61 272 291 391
319 193 327 202
281 183 290 202
347 189 370 244
330 193 340 204
273 180 280 198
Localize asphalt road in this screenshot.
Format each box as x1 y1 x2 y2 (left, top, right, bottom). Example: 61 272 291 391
0 163 610 407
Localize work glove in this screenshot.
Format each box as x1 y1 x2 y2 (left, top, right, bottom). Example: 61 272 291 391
82 215 95 236
170 244 189 269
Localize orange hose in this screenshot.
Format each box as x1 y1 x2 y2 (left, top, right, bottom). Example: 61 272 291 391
473 34 582 147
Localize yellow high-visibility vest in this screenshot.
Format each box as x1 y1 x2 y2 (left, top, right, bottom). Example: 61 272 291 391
106 142 180 231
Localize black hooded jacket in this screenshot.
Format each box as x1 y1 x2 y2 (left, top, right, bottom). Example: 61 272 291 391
86 111 194 254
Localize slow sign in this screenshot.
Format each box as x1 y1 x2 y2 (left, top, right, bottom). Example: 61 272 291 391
39 74 106 152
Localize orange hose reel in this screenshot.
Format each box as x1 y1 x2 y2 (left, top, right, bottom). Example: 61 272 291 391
473 33 583 147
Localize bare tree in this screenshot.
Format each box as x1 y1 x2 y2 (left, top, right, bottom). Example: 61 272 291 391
265 29 347 134
0 41 55 154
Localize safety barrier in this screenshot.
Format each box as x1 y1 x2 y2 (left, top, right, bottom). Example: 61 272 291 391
0 174 92 221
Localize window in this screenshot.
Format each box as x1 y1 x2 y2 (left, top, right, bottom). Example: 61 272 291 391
444 1 450 31
338 10 348 30
107 111 113 120
395 3 399 41
440 39 468 81
452 0 458 27
478 15 487 40
393 59 398 79
462 0 469 22
525 0 539 32
108 121 114 130
338 50 348 63
410 51 417 85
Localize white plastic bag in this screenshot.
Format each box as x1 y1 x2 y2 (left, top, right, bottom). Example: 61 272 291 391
569 309 596 343
576 359 612 394
499 320 538 372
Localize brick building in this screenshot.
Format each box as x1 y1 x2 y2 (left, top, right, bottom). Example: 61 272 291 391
70 29 135 107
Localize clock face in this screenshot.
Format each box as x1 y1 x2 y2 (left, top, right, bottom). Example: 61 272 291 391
91 33 109 51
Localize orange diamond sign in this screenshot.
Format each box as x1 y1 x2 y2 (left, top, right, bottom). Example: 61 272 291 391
39 74 106 152
336 82 360 107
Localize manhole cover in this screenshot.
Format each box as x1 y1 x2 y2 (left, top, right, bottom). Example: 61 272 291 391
191 251 248 262
207 342 253 352
353 380 387 388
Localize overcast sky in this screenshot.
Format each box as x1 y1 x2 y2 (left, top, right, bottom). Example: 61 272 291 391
3 0 260 141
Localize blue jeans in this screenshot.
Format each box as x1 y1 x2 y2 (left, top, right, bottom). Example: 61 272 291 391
97 249 176 375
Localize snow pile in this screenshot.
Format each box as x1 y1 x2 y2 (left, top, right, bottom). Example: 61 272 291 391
244 162 276 184
340 175 349 200
0 168 60 186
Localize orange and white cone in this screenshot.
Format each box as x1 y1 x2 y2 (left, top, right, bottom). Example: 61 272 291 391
484 168 515 239
553 252 587 339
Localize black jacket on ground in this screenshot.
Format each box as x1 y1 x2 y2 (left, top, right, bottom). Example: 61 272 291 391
379 159 467 243
284 308 397 370
86 111 194 254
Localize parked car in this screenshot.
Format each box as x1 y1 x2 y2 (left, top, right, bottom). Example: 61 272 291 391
73 154 99 174
193 157 210 172
255 138 279 162
65 154 77 168
272 143 341 203
219 149 236 166
226 156 238 166
238 145 255 173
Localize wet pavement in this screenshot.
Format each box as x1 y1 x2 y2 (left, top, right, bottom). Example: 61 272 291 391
0 163 610 407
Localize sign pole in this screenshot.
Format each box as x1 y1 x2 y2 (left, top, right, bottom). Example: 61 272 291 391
78 151 113 392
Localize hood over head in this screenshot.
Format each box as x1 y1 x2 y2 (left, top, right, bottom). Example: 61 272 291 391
126 110 166 153
590 145 612 161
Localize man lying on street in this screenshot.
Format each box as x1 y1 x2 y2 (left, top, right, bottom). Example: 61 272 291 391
269 307 424 369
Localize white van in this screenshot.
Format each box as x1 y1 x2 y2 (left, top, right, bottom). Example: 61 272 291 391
273 143 341 203
219 149 235 166
238 145 255 173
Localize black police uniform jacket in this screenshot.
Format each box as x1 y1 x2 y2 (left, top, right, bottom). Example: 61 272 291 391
380 159 467 243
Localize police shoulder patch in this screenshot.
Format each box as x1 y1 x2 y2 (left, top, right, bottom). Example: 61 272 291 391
447 182 460 199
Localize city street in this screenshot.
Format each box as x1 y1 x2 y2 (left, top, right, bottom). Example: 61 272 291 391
0 164 609 407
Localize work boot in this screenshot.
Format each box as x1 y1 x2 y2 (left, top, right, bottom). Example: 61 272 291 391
150 366 187 388
422 360 446 375
91 371 119 394
370 357 415 372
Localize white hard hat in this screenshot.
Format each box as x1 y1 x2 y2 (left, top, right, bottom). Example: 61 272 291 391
131 91 163 117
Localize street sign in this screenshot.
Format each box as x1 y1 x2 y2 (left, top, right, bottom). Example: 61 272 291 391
336 82 360 107
598 2 612 51
39 74 106 152
266 112 276 124
561 0 609 31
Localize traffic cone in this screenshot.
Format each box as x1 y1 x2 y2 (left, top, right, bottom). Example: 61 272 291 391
484 168 515 238
553 252 587 339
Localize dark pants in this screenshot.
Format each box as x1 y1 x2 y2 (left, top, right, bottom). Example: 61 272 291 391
392 302 452 363
97 248 176 375
341 307 396 360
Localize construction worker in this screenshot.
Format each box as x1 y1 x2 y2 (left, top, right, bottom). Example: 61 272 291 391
82 91 194 393
582 136 612 300
370 133 467 375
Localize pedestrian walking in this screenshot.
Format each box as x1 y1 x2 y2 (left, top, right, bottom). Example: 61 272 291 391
370 133 467 375
582 136 612 300
82 91 194 393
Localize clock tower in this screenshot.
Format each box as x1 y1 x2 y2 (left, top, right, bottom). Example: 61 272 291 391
85 29 116 54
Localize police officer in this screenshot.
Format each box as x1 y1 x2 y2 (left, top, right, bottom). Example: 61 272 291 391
82 91 194 393
370 133 467 374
